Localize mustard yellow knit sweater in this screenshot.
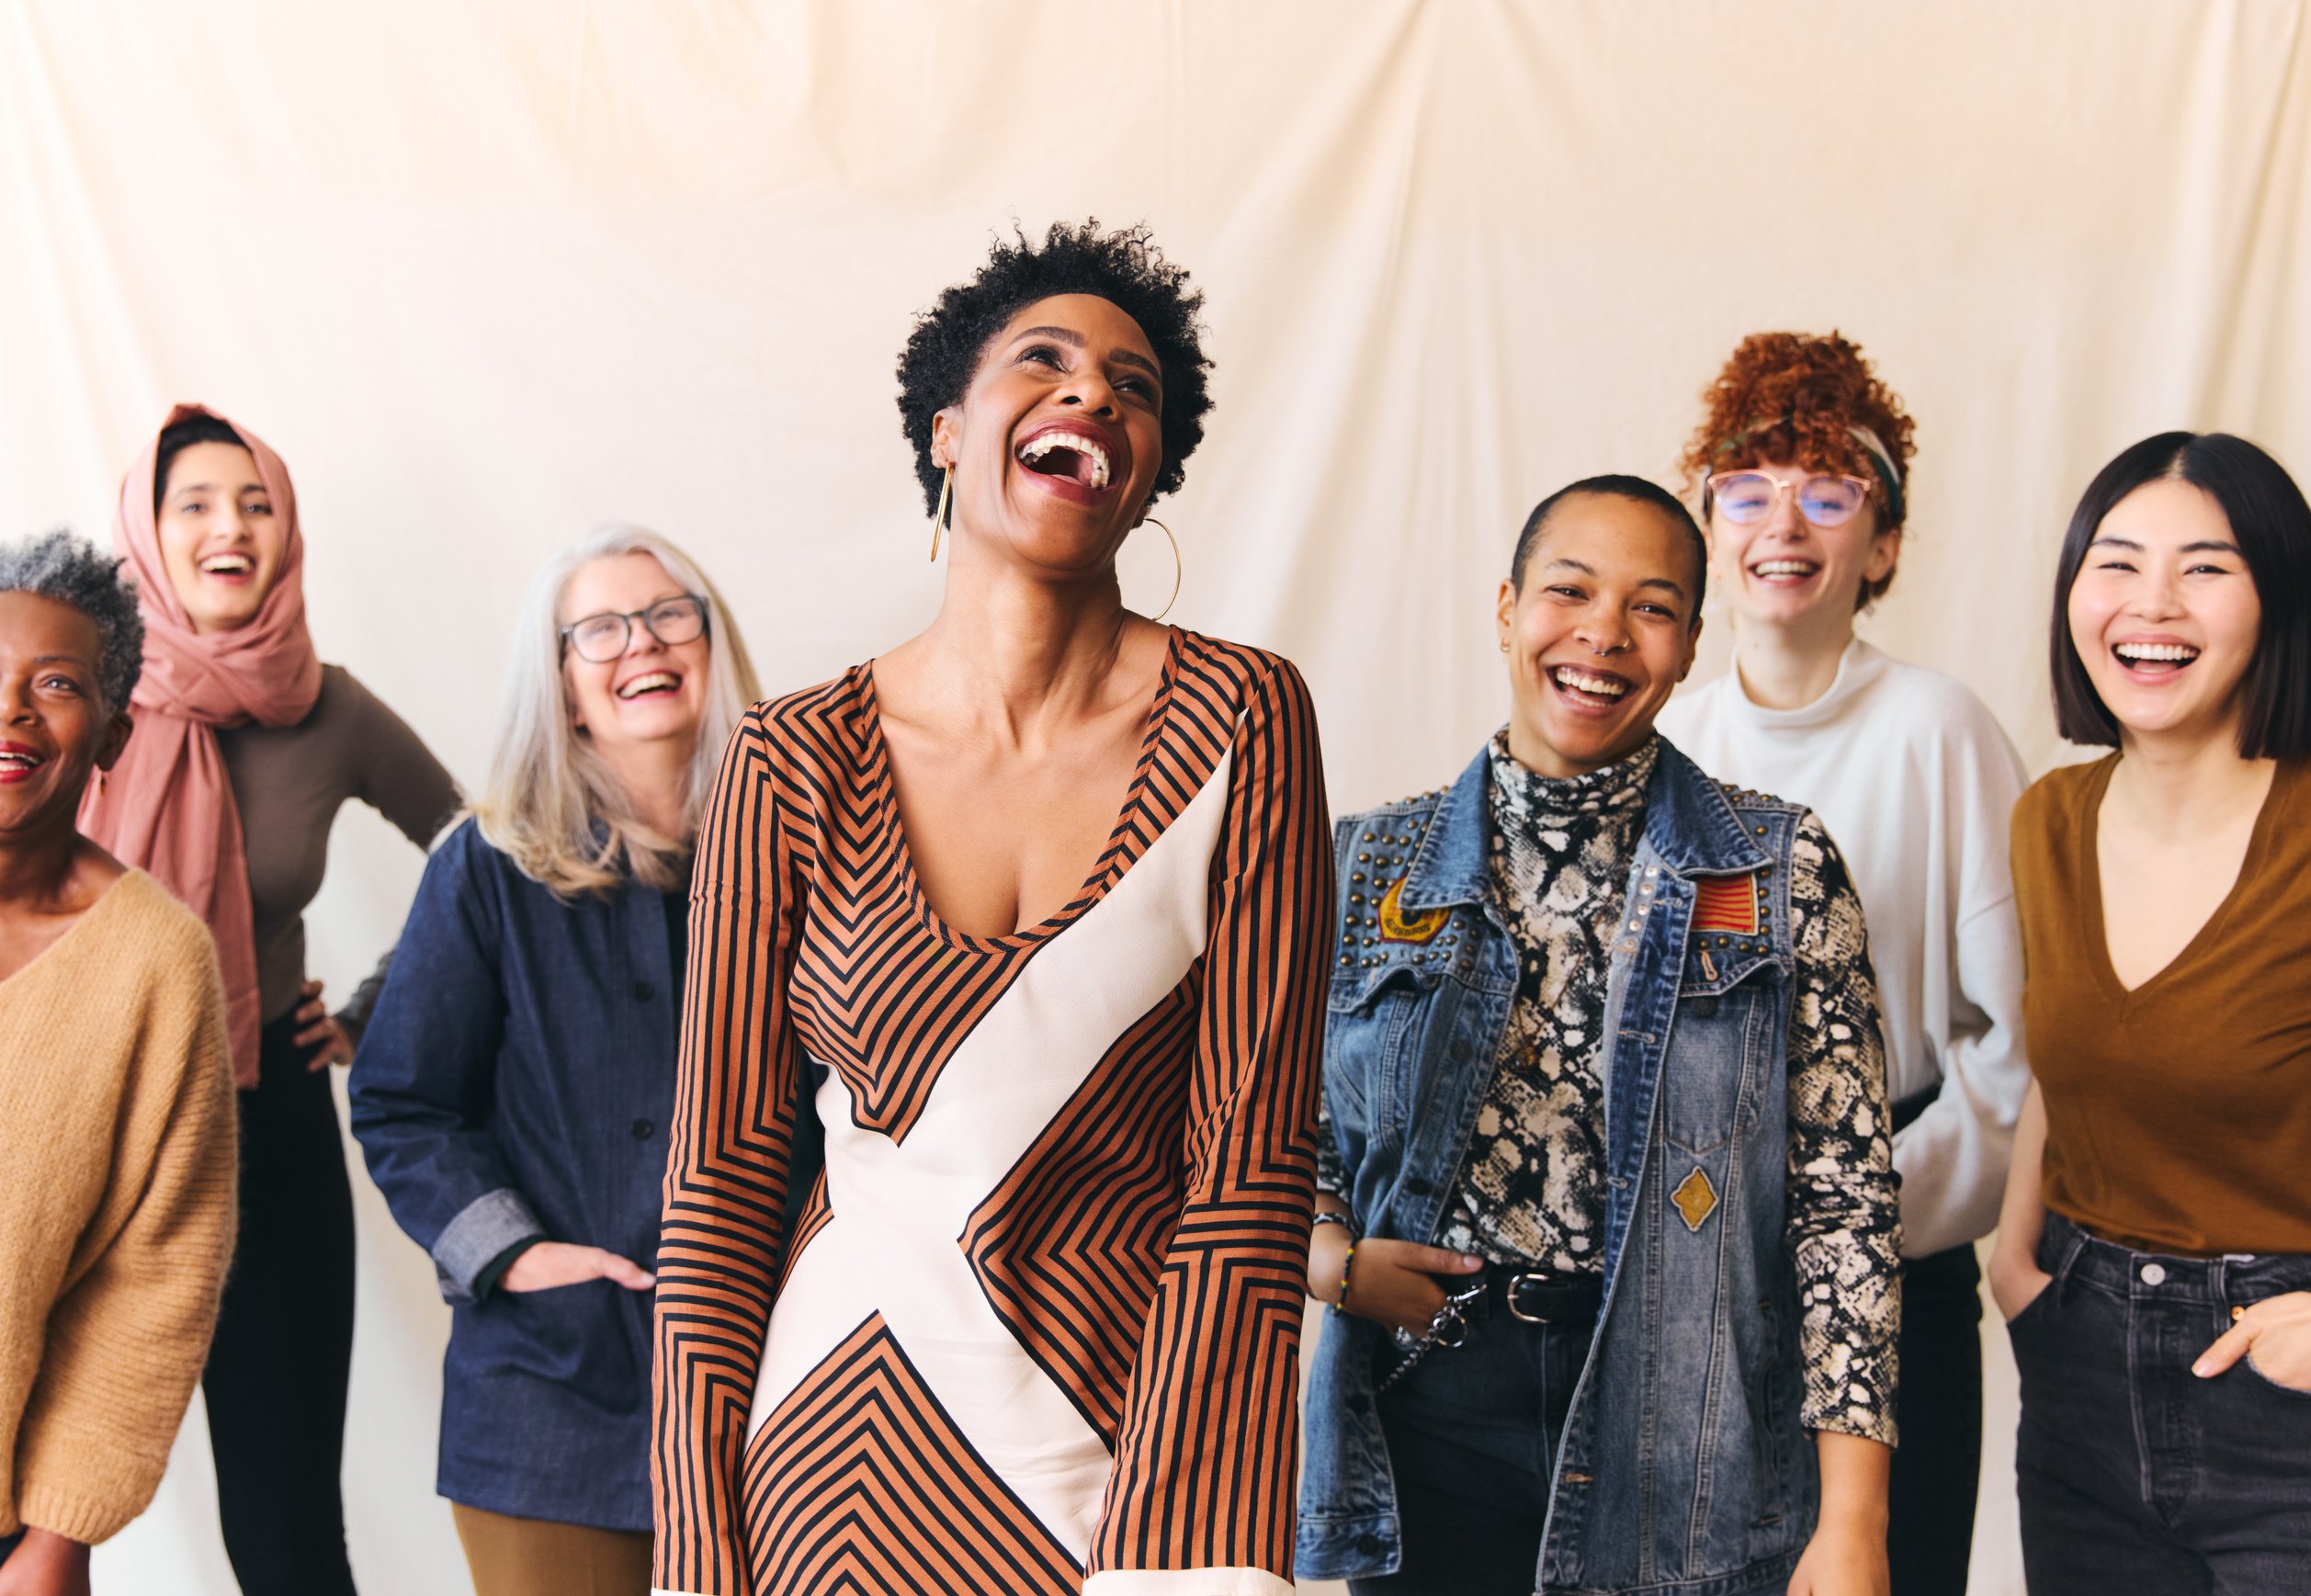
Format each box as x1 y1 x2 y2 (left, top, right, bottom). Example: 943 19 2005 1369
0 869 237 1544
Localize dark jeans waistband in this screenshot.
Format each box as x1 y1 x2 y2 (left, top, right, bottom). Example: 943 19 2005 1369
2041 1211 2311 1304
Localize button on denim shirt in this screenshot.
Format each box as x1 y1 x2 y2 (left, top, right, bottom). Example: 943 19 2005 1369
1299 741 1829 1594
349 818 678 1534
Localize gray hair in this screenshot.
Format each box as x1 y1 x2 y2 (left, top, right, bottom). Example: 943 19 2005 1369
0 529 144 715
470 525 760 899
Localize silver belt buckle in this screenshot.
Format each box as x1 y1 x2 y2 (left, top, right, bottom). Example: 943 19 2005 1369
1506 1271 1554 1324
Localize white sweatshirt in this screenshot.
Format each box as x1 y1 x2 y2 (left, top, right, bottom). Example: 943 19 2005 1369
1657 640 2031 1259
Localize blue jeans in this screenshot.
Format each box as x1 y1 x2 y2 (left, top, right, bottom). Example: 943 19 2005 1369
1348 1304 1592 1596
2011 1212 2311 1595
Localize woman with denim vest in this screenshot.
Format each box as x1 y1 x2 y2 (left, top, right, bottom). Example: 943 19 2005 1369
1989 433 2311 1593
1656 334 2031 1596
1299 477 1902 1596
349 527 758 1596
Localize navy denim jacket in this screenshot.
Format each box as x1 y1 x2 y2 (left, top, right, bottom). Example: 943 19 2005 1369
348 818 678 1533
1300 740 1845 1594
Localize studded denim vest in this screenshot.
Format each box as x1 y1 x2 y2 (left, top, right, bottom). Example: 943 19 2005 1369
1297 738 1817 1594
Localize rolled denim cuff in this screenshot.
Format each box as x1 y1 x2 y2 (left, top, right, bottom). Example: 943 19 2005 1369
433 1188 547 1302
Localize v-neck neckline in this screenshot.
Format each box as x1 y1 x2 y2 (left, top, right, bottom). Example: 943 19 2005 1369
858 627 1183 953
0 868 130 996
2081 754 2287 1009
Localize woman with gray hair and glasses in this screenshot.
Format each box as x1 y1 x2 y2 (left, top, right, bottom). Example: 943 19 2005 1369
0 531 236 1596
349 526 759 1596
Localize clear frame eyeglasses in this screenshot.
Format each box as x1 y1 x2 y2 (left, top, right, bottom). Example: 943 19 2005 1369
1705 470 1875 529
558 594 709 663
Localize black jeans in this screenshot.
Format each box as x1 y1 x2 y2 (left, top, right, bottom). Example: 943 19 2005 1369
1348 1304 1593 1596
201 1013 360 1596
2011 1212 2311 1595
1887 1241 1984 1596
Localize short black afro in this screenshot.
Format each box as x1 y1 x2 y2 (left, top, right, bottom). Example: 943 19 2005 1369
896 220 1213 515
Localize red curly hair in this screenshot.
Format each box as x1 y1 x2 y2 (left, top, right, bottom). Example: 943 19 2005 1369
1682 331 1917 605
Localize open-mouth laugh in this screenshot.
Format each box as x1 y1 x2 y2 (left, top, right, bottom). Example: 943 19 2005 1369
1549 662 1632 709
2111 640 2200 676
1014 424 1117 495
0 741 49 784
615 670 683 701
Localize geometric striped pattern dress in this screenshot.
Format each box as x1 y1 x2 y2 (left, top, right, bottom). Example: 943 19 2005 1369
651 628 1333 1594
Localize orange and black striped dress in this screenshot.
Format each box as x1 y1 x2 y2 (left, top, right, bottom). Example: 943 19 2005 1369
652 629 1331 1595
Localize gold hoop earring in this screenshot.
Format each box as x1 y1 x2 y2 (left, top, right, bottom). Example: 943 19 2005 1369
1140 515 1182 623
929 465 953 562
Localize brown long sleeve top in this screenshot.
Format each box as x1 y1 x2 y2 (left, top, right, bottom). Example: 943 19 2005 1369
216 663 459 1032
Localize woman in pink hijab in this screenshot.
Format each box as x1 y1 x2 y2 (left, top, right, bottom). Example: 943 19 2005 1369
80 405 459 1596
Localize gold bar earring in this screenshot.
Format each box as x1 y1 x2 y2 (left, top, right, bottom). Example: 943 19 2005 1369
929 465 953 562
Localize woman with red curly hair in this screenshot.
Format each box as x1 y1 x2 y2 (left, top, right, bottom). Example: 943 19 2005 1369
1658 333 2032 1596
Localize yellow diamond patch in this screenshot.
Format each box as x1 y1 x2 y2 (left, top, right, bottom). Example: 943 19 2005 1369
1671 1166 1718 1232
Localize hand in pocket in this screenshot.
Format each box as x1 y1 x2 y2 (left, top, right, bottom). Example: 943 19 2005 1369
2193 1290 2311 1391
1989 1250 2054 1325
503 1241 655 1293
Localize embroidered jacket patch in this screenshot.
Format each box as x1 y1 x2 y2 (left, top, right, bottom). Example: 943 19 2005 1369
1672 1166 1719 1231
1377 877 1449 945
1691 873 1762 935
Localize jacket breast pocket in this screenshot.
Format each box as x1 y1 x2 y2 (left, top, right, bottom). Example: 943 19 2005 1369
1661 953 1784 1155
1326 963 1449 1141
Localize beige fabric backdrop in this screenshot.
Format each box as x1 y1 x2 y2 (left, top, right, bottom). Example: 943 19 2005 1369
6 2 2309 1590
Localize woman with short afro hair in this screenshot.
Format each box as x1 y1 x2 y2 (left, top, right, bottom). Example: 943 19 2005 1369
1658 332 2033 1596
0 530 236 1590
653 221 1333 1596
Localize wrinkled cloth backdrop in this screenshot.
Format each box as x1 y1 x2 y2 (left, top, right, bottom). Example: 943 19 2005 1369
5 3 2308 1592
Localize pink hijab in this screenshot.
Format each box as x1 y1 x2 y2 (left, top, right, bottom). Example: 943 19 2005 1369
80 404 323 1087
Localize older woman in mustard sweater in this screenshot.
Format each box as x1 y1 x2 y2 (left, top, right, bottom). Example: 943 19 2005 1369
0 530 237 1596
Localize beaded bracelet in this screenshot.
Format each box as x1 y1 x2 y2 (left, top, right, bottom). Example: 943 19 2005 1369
1310 1211 1357 1314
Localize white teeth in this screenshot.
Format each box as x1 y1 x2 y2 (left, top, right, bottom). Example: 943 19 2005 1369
0 753 38 767
1019 431 1112 490
1552 665 1629 697
200 554 253 574
2114 642 2199 663
617 672 679 699
1752 560 1817 577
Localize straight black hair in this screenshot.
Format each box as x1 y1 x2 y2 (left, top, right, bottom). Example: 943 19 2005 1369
1511 473 1706 623
2051 431 2311 759
153 414 248 516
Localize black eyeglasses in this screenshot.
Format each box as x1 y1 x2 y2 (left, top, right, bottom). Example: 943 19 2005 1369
559 594 709 663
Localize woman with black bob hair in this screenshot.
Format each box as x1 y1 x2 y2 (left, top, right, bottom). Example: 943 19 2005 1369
1992 432 2311 1593
653 223 1332 1595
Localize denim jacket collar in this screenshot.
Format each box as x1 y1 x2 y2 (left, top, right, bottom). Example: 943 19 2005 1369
1395 747 1495 915
1399 736 1767 919
1638 739 1773 877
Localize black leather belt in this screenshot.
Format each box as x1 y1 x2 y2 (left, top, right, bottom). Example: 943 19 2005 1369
1475 1266 1603 1327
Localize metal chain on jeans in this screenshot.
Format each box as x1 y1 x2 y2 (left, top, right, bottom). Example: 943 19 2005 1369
1374 1278 1489 1394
